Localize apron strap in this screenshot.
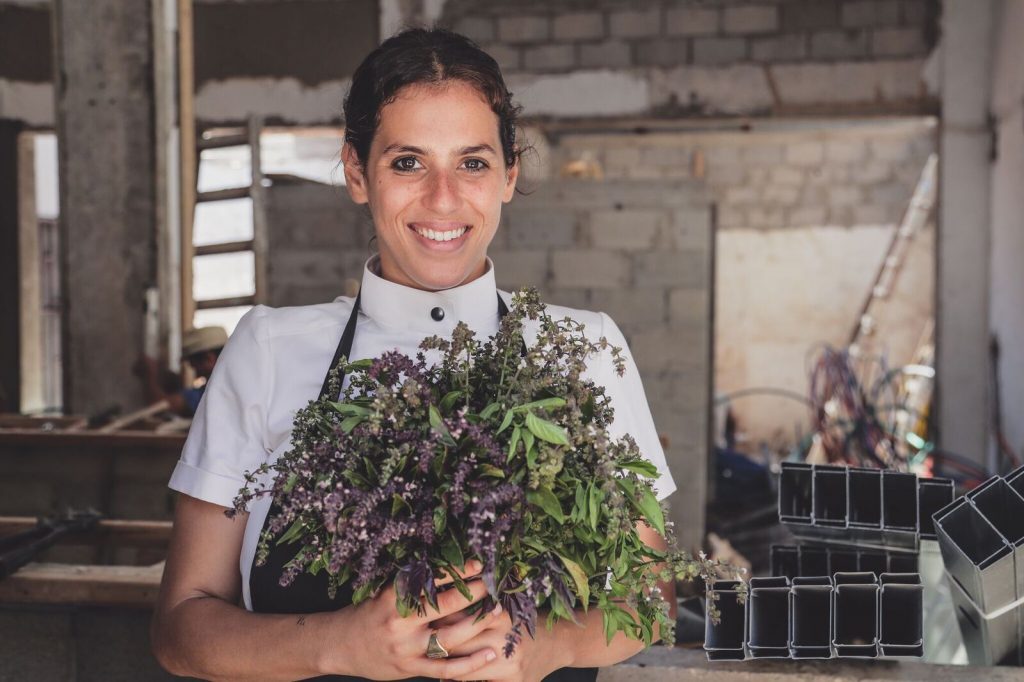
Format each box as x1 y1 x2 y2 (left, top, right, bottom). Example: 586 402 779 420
318 290 522 402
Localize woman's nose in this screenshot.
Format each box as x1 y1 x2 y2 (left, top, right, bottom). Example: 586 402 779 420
422 169 462 214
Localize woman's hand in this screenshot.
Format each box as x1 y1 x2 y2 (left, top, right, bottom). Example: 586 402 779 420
319 561 507 680
437 608 572 682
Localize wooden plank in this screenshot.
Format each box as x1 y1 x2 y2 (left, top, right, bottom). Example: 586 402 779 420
0 561 163 607
0 517 172 548
0 429 185 450
194 239 254 257
0 415 88 430
179 0 196 335
97 400 171 433
194 294 257 310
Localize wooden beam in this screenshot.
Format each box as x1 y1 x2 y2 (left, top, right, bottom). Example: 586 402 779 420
0 561 163 607
0 429 185 450
0 517 172 548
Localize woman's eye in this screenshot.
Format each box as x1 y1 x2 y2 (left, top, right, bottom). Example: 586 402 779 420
463 158 489 172
393 157 421 172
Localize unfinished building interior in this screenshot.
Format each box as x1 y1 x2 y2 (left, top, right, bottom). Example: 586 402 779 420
1 0 1023 679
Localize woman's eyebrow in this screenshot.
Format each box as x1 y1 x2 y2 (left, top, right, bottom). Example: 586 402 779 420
380 143 426 156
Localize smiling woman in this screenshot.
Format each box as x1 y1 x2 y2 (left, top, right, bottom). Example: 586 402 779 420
151 27 676 682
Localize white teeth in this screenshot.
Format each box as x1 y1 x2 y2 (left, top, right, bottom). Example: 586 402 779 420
415 225 467 242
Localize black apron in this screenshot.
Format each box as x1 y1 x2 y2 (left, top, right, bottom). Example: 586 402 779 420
250 291 598 682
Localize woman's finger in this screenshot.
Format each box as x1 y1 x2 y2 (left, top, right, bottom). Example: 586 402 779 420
430 602 504 656
415 574 490 622
433 560 482 587
416 645 498 680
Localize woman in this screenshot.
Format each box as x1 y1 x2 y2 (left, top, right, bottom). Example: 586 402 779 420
152 28 677 681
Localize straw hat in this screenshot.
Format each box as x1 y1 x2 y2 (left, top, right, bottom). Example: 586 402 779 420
182 326 228 358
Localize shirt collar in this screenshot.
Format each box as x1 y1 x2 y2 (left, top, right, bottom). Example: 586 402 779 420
355 254 500 333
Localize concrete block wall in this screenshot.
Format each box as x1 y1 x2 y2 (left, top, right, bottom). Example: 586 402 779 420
442 0 938 118
263 177 714 552
553 118 936 448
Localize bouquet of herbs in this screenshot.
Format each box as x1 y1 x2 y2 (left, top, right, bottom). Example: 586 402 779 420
228 288 744 656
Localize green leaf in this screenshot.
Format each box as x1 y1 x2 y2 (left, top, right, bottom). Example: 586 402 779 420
558 554 591 611
637 487 665 536
479 402 501 420
391 493 412 517
329 402 371 417
506 425 522 463
283 473 299 493
497 409 515 434
448 569 472 602
523 430 537 468
617 460 660 478
345 358 373 370
440 390 462 413
278 519 305 546
440 533 465 569
588 484 601 531
514 397 567 412
340 415 364 433
352 581 374 604
429 404 456 446
527 487 565 523
433 506 447 535
602 607 616 644
581 394 595 424
525 411 570 446
478 463 506 478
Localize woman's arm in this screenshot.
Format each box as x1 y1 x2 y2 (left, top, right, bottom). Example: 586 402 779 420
151 494 501 681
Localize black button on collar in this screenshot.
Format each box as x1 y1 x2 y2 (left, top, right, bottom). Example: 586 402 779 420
430 306 445 321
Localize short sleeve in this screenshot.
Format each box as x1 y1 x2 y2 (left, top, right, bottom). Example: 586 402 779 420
168 306 272 508
596 312 677 501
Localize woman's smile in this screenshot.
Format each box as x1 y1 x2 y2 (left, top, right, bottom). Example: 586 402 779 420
409 221 473 250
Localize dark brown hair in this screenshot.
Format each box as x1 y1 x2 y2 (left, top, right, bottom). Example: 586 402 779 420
342 27 525 172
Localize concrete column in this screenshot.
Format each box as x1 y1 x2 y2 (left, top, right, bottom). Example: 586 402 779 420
53 1 158 415
936 0 995 467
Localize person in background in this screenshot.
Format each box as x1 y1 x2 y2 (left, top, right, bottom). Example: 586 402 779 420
135 326 228 417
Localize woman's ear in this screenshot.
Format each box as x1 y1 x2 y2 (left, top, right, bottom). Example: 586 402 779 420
502 154 520 203
341 142 370 205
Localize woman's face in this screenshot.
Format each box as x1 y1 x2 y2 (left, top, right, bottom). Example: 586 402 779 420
342 80 519 291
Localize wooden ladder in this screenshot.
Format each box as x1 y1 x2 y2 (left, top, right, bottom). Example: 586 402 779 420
183 115 269 324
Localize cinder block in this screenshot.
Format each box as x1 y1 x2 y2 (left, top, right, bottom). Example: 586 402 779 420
762 184 801 205
770 166 804 185
871 27 927 57
669 288 709 328
900 0 930 25
609 7 662 39
552 12 605 41
505 207 576 248
724 185 758 205
543 287 590 311
789 205 828 226
842 0 901 28
595 289 667 328
454 16 495 44
633 250 707 289
751 34 808 62
498 15 550 44
828 185 863 207
853 203 892 225
666 6 719 36
629 327 708 372
723 5 779 34
852 160 892 183
635 38 689 67
715 206 746 229
870 136 912 161
479 43 521 73
825 138 868 162
551 249 630 289
742 144 785 166
747 207 787 229
490 249 550 290
692 37 747 65
523 44 575 71
589 209 662 251
811 29 870 59
780 0 842 31
663 207 712 250
785 140 825 166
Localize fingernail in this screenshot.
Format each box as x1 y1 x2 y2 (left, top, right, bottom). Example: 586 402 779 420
491 603 503 617
485 650 497 662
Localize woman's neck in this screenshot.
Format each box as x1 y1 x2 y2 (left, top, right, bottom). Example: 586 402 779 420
374 254 489 292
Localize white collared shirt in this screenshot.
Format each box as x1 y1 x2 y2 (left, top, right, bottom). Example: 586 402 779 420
168 255 676 608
